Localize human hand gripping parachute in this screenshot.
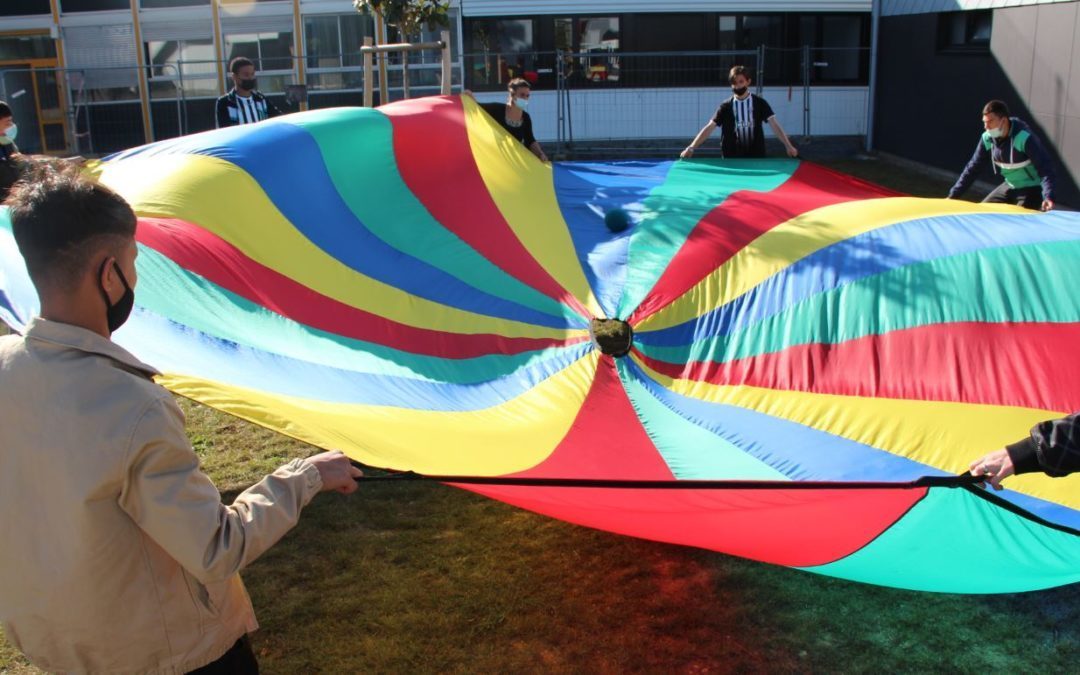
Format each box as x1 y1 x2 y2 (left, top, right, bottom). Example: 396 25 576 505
2 96 1079 593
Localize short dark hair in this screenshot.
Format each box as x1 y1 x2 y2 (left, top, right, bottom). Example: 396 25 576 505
982 100 1009 118
7 161 136 293
229 56 255 75
0 101 11 119
508 78 531 94
728 65 752 83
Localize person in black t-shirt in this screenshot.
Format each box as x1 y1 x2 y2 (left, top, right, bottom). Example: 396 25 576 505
470 78 549 163
681 66 798 159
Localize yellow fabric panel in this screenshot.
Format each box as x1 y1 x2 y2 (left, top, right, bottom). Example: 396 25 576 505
463 96 605 319
95 155 574 340
637 197 1039 332
634 357 1078 513
157 351 599 476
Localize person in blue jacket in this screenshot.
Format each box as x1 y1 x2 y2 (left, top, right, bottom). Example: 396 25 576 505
948 100 1055 211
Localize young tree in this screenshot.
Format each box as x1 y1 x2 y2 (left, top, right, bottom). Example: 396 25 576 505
354 0 450 42
353 0 451 99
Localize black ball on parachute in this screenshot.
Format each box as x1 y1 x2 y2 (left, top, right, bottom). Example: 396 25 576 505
604 208 632 233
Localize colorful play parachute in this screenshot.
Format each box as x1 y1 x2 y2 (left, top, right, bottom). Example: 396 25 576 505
2 96 1079 593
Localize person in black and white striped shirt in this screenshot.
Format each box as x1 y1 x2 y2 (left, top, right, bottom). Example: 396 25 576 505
215 57 282 129
681 65 798 160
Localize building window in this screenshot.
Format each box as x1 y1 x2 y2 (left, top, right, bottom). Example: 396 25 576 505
938 11 992 52
466 18 533 88
2 0 51 16
146 39 218 98
0 34 57 61
575 17 620 83
715 15 785 83
718 15 737 49
303 14 373 92
59 0 129 12
141 0 210 7
223 31 295 93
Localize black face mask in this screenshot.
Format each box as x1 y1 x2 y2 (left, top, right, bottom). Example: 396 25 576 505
239 78 257 91
732 85 748 96
99 260 134 334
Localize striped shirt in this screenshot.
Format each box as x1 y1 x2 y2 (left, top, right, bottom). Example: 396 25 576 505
215 89 282 129
712 93 775 158
732 95 754 149
235 95 261 125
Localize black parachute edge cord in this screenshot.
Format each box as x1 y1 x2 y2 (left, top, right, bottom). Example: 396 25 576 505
348 461 1080 538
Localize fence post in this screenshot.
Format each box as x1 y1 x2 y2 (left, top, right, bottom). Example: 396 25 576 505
440 30 451 95
756 44 765 95
375 10 388 105
402 49 410 99
555 49 562 157
363 36 374 107
176 63 185 135
802 44 811 140
866 0 880 151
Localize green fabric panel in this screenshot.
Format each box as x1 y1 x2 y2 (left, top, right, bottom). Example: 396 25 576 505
801 487 1080 593
616 159 798 319
617 360 786 480
640 239 1080 364
289 108 584 325
134 244 578 384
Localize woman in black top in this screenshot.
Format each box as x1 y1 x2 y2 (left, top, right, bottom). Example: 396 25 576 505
474 78 549 163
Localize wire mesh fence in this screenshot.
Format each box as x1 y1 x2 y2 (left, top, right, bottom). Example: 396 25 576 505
0 47 461 157
0 45 867 158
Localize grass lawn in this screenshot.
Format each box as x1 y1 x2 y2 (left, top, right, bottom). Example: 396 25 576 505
3 157 1077 673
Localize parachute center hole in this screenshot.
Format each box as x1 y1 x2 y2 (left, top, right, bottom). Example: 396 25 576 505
590 318 633 357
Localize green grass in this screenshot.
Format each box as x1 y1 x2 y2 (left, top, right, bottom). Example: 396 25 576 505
3 158 1078 673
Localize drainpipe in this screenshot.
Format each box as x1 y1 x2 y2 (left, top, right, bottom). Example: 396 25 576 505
866 0 881 152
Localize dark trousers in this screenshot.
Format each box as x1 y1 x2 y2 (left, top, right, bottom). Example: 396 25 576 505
982 182 1044 210
187 635 259 675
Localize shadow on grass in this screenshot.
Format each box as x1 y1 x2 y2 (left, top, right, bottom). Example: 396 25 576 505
228 479 1080 674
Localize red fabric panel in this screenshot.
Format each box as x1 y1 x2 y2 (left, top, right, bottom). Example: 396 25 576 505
510 354 675 480
385 97 593 319
628 163 896 323
463 352 924 567
463 483 925 567
638 322 1080 412
136 217 585 358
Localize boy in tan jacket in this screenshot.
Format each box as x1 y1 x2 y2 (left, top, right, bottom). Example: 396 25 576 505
0 163 363 673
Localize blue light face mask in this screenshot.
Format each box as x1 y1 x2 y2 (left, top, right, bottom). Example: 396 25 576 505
0 123 15 143
986 126 1004 139
514 96 529 110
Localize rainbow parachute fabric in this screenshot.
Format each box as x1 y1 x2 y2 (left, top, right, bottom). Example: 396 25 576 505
2 96 1079 594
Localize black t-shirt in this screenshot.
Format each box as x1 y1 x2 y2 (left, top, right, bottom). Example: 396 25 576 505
479 102 537 149
712 94 775 158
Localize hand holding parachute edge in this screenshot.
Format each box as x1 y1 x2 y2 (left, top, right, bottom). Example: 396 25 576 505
306 451 364 494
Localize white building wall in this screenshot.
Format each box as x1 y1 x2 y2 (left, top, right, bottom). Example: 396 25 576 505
882 0 1077 16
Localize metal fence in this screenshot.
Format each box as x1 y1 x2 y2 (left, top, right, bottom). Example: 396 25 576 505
0 45 867 158
0 47 460 157
548 46 872 156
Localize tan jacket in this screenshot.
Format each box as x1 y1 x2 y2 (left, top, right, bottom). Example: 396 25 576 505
0 318 324 674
